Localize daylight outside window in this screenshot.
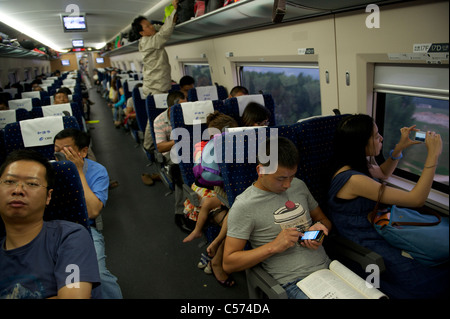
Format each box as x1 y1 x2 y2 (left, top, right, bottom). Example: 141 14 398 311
377 93 449 192
239 64 321 125
184 63 212 86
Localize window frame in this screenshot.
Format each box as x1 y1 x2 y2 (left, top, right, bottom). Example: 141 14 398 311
236 62 322 124
183 63 212 86
372 64 449 212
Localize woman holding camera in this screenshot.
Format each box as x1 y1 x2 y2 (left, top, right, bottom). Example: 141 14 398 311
327 114 448 299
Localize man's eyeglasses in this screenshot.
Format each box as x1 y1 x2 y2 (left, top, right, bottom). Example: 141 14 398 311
0 179 48 190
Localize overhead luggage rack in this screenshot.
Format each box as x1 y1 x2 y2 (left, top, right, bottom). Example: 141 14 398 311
0 43 50 60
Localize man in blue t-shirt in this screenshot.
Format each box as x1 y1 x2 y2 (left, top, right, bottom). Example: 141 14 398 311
54 128 123 299
0 150 101 298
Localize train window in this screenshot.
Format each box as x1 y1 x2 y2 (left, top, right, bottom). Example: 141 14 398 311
8 72 16 85
183 63 212 86
238 63 321 125
374 65 449 195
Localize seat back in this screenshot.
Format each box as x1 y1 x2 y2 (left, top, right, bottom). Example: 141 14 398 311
0 108 32 130
4 116 80 160
145 93 169 149
44 160 90 232
170 100 225 186
7 98 41 111
132 87 149 133
126 80 143 101
295 114 347 212
187 85 228 102
217 124 299 207
31 103 84 129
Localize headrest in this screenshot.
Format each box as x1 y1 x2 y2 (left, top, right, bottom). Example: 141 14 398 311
62 79 76 86
50 95 73 104
235 94 265 116
8 98 33 111
180 101 214 125
21 91 41 100
19 116 64 147
153 93 169 109
196 86 218 101
42 103 73 117
0 110 16 129
225 126 267 133
127 80 143 92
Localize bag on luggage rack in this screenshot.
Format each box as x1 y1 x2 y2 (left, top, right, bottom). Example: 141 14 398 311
194 0 206 17
177 0 195 24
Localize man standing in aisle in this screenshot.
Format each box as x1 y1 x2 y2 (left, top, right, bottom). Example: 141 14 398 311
132 0 178 97
131 0 191 232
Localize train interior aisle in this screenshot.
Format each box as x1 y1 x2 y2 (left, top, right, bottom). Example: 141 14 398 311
86 88 248 299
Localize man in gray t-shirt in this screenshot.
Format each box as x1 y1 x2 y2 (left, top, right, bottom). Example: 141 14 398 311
223 137 332 299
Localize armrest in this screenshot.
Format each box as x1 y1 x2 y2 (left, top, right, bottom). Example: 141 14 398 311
183 183 200 206
246 264 288 299
153 150 165 164
325 234 386 273
158 165 174 192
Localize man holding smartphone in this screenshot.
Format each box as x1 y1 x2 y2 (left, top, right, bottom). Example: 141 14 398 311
223 137 332 299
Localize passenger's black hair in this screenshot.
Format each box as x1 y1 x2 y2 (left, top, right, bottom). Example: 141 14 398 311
332 114 374 177
167 90 186 107
131 16 146 40
229 86 249 97
54 128 91 150
241 102 271 126
0 149 55 189
57 87 72 95
258 136 299 170
179 75 195 87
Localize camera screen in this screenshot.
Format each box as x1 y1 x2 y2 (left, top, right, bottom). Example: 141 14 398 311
301 230 319 240
415 131 426 142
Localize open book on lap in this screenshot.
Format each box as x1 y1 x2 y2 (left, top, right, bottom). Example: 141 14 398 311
297 260 388 299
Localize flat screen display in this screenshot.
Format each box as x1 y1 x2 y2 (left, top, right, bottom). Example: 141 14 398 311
62 14 87 32
72 39 84 47
61 59 70 66
96 57 104 64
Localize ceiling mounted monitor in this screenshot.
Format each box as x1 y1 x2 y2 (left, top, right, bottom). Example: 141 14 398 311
72 39 84 48
61 13 87 32
61 59 70 66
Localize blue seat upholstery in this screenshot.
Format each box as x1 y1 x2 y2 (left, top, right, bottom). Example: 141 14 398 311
293 114 385 273
31 103 84 129
218 124 299 207
15 108 32 122
44 160 90 233
133 87 149 134
145 93 169 160
4 116 80 160
295 115 347 211
0 108 31 126
169 100 225 186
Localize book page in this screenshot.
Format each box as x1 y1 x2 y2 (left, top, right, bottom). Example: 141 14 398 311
297 269 367 299
329 260 387 299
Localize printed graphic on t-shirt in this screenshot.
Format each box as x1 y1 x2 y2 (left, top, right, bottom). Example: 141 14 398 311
0 275 45 299
273 200 311 232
